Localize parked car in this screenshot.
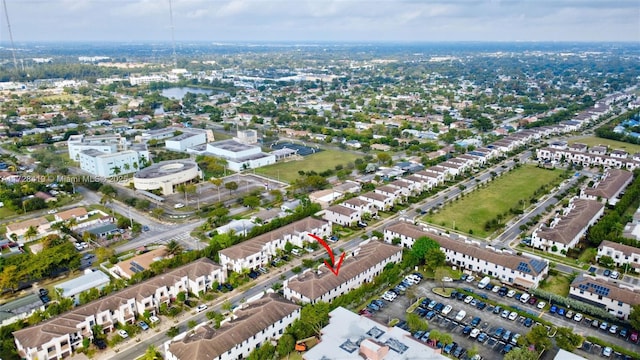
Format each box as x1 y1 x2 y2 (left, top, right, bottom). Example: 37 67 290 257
524 318 533 327
610 271 620 279
600 321 609 331
118 329 128 338
508 312 518 321
549 305 558 314
630 331 639 343
470 328 480 338
609 325 618 334
493 306 502 314
573 313 583 322
93 338 107 350
149 315 160 324
603 269 612 277
506 289 516 297
619 328 628 338
196 304 208 312
471 317 481 327
466 275 476 283
425 311 436 320
464 296 474 304
537 301 546 309
477 332 488 343
565 310 574 319
501 310 510 318
528 297 538 305
557 307 566 316
463 326 472 335
138 321 150 331
602 347 613 357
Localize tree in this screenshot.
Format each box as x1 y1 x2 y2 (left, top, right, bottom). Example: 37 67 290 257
222 300 233 312
276 333 296 357
555 327 583 351
598 255 615 269
377 152 392 165
210 178 223 202
629 304 640 331
166 240 183 257
243 195 260 208
151 207 164 219
504 347 538 360
247 341 276 360
141 345 162 360
522 325 551 352
425 248 446 270
24 226 38 242
410 236 441 265
167 326 179 338
225 181 238 194
406 313 428 333
434 267 450 290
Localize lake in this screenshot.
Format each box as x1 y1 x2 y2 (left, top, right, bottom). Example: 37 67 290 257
161 87 212 100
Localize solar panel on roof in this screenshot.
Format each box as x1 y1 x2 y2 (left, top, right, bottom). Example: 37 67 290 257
130 261 145 274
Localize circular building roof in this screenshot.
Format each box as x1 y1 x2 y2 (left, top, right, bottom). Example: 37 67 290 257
134 160 198 179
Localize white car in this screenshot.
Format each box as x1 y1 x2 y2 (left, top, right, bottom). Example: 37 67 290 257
573 313 583 322
174 203 185 209
492 285 501 293
442 277 453 282
47 209 57 214
464 296 474 304
537 301 546 309
404 277 417 285
149 315 160 324
455 310 466 321
442 305 453 315
602 347 612 357
507 289 516 297
470 328 480 338
465 275 476 283
196 304 208 312
409 275 421 283
519 293 531 303
118 329 128 338
508 311 518 321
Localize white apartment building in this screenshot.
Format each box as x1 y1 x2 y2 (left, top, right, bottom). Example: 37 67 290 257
323 205 361 227
13 259 226 360
531 198 604 254
580 169 633 205
536 147 640 170
219 218 331 273
384 222 548 288
164 294 300 360
597 240 640 268
359 192 394 211
284 240 403 304
570 275 640 320
374 185 404 203
67 134 128 161
341 198 377 215
79 149 140 177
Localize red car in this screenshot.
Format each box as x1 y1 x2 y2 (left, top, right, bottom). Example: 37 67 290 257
630 331 639 343
358 309 372 317
528 297 538 305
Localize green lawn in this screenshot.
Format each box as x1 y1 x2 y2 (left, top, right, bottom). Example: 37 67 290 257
425 165 564 238
569 137 640 154
255 150 362 183
539 274 571 297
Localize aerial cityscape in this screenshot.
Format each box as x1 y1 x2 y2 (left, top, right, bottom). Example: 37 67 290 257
1 1 640 360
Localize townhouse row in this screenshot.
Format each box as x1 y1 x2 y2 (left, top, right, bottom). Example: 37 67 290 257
580 169 634 205
384 222 549 288
531 197 604 254
218 217 332 273
13 258 226 360
597 240 640 269
570 275 640 320
283 240 403 304
536 146 640 170
164 294 300 360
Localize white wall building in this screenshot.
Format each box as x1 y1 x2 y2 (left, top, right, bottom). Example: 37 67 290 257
580 169 633 205
597 240 640 269
67 134 128 161
284 240 402 304
133 160 202 195
531 198 604 254
384 222 548 288
79 149 140 177
219 218 331 273
165 132 207 152
570 275 640 320
13 259 226 360
164 294 300 360
203 140 276 171
323 205 361 227
359 192 394 211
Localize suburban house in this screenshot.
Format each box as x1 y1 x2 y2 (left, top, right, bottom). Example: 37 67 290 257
597 240 640 269
284 240 402 304
333 181 362 194
531 198 604 254
580 169 633 205
54 207 89 223
358 192 394 211
389 179 416 196
304 307 448 360
323 205 361 227
13 258 226 360
219 218 331 273
570 275 640 320
384 222 548 288
164 294 300 360
374 185 404 203
309 189 343 208
5 217 51 241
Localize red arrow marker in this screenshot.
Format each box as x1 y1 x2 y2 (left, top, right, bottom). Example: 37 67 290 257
308 233 345 276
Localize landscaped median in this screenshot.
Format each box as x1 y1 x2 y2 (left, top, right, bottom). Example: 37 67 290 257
406 297 426 313
586 336 640 359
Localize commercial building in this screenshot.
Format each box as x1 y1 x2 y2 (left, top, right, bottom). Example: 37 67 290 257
597 240 640 269
284 240 402 304
13 258 226 360
133 160 202 195
384 222 548 288
165 293 300 360
165 132 207 152
55 269 110 305
531 198 604 254
570 275 640 320
199 139 276 172
67 134 128 161
304 307 447 360
580 169 633 205
78 149 140 177
219 218 331 273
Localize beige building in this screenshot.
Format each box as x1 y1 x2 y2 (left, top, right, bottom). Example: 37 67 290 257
5 217 51 241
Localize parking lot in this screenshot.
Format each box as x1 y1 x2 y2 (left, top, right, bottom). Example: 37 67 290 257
366 275 640 360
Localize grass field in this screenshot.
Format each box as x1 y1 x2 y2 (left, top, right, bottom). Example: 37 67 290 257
539 274 571 297
569 137 640 154
255 150 362 183
425 165 563 238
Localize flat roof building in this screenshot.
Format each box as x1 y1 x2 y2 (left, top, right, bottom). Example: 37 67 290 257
55 269 110 304
133 160 201 195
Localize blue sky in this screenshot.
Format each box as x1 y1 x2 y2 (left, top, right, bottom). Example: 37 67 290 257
3 0 639 42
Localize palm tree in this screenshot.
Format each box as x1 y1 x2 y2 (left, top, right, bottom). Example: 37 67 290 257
166 240 183 257
24 226 38 242
123 163 131 172
111 166 121 176
210 178 223 202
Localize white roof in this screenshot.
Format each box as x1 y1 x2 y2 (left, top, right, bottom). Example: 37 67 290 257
56 270 110 298
554 349 588 360
304 307 447 360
